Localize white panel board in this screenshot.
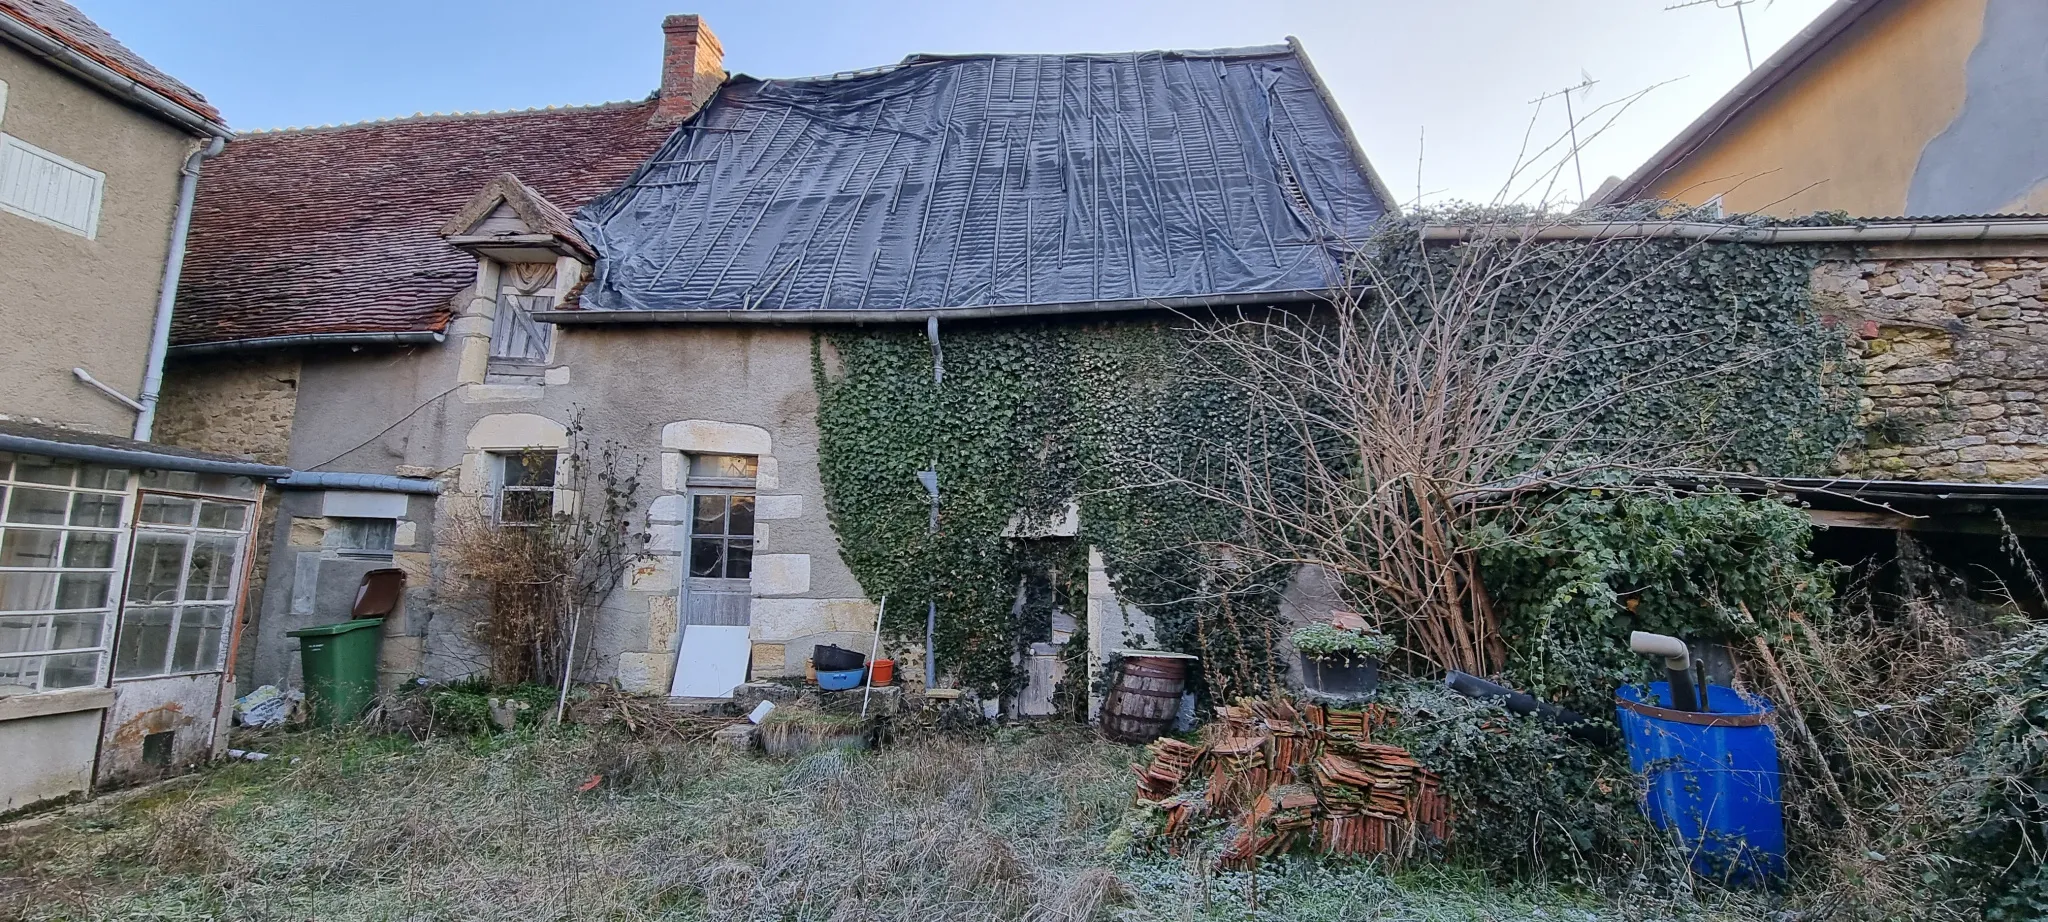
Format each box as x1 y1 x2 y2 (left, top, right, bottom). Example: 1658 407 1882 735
320 490 410 519
669 624 750 698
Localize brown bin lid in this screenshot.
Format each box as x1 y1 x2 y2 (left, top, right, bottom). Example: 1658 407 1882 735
352 568 407 618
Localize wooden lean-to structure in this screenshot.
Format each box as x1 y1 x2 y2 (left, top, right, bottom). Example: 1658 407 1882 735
1132 697 1450 868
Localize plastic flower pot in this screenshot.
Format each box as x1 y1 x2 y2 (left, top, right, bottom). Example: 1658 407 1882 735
816 667 865 691
869 658 894 686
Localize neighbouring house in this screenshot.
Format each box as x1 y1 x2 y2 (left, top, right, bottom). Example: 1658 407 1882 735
161 13 1394 703
0 0 286 814
1589 0 2048 218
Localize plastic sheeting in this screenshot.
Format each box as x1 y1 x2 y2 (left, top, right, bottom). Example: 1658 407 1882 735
575 45 1386 316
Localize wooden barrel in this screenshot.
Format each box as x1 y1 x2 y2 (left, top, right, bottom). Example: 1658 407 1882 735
1099 653 1192 744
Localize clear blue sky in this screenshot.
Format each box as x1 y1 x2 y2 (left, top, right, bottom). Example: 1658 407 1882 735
81 0 1834 206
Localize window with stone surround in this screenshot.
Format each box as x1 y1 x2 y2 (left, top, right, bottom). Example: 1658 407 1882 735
490 450 560 525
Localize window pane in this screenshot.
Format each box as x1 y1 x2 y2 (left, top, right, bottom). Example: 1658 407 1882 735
197 502 248 531
171 606 227 673
79 464 127 492
56 573 109 610
689 537 724 578
13 456 77 486
128 533 189 604
0 528 60 566
7 488 71 525
62 533 116 569
187 536 239 601
41 651 100 689
692 494 727 534
500 453 557 487
728 496 756 537
114 606 174 678
500 490 551 524
69 491 123 528
1 612 107 654
726 540 753 580
0 572 56 611
140 495 197 526
0 654 38 696
145 471 200 493
688 454 758 480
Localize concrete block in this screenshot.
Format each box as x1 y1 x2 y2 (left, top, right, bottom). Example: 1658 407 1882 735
288 516 330 548
757 456 780 489
322 490 408 519
617 652 675 696
661 452 683 491
466 413 568 450
459 383 546 404
647 595 681 652
749 597 876 642
628 557 677 593
826 684 899 717
649 494 689 524
393 551 432 585
750 643 788 678
755 494 804 520
543 365 571 386
661 420 771 455
751 554 811 596
648 523 684 553
394 520 418 547
712 723 758 749
733 682 800 712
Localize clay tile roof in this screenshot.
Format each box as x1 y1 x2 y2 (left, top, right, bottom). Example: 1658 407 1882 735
0 0 220 124
173 102 673 347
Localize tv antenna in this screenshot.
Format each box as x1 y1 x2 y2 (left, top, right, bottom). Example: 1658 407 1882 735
1530 73 1598 201
1666 0 1765 71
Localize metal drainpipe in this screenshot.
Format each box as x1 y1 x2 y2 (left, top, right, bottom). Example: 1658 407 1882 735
133 135 227 441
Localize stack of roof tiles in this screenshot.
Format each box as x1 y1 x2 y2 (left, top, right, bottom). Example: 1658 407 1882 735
1131 697 1449 868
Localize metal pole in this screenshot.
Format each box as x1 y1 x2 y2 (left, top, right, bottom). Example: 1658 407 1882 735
861 596 887 717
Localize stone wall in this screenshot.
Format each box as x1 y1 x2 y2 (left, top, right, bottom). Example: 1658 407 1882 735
1817 255 2048 481
156 353 301 465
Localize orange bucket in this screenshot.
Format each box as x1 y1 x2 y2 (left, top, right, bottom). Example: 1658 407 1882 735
869 658 895 686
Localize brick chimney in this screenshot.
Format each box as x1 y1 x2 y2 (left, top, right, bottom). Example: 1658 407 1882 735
654 14 724 124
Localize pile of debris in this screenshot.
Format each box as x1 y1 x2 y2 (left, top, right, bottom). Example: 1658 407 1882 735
1133 697 1450 867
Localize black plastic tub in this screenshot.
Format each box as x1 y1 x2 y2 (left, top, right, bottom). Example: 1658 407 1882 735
811 644 867 672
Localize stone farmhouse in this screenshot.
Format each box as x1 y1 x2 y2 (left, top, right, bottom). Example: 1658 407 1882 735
157 15 1393 702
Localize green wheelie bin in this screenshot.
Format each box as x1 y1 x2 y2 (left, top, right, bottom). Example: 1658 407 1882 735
286 618 385 727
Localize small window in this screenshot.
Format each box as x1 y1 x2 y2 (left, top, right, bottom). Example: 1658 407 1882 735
0 134 104 239
329 518 396 559
492 451 559 525
684 454 757 581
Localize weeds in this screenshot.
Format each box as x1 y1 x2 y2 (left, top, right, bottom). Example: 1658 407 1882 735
2 727 1780 922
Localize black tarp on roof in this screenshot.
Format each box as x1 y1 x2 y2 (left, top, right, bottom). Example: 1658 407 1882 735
572 43 1388 317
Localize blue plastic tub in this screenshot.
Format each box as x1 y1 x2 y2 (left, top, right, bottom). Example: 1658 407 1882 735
1616 682 1787 886
816 667 865 691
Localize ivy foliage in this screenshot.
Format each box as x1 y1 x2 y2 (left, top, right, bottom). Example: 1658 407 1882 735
1474 486 1836 711
1370 223 1859 475
811 222 1860 696
813 321 1287 697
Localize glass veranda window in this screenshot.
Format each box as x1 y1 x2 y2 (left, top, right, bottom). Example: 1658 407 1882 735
0 453 129 696
113 493 250 679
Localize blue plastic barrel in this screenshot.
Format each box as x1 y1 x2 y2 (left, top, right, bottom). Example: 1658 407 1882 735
1615 682 1787 886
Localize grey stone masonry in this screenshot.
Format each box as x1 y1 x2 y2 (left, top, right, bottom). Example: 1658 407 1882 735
1817 256 2048 482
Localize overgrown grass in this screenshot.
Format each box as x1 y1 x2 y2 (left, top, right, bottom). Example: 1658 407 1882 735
1 727 1776 921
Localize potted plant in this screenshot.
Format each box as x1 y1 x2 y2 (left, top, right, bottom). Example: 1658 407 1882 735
1291 621 1392 698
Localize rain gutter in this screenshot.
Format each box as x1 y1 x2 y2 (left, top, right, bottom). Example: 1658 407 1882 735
0 432 288 479
536 289 1333 325
1416 219 2048 245
276 471 442 495
166 330 447 358
0 12 231 138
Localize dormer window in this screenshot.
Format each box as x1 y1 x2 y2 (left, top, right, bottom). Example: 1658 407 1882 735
490 261 556 363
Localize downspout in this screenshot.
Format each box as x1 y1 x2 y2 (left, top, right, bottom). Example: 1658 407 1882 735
134 135 227 441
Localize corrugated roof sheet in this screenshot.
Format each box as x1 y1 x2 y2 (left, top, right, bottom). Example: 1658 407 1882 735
574 44 1386 316
0 0 219 124
173 103 673 346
